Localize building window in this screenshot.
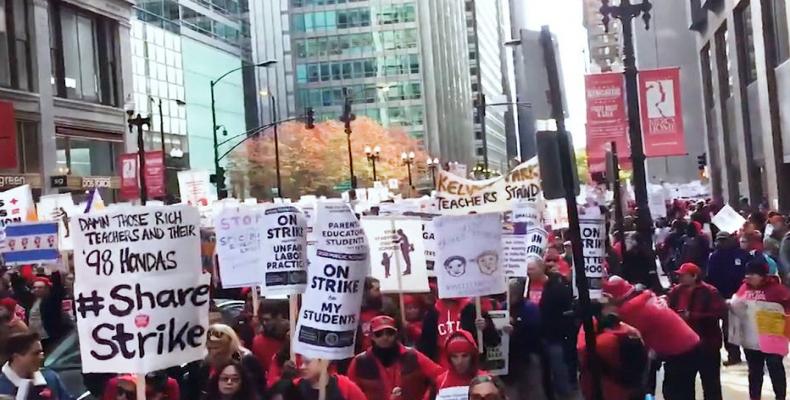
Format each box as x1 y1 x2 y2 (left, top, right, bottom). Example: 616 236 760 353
735 1 758 84
0 0 32 91
770 0 790 64
51 1 119 106
715 26 733 99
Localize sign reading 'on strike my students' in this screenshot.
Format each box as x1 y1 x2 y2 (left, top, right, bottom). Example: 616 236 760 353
71 205 210 373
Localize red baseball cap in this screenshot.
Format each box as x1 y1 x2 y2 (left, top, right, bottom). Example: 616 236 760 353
369 315 397 333
677 263 701 276
602 276 635 302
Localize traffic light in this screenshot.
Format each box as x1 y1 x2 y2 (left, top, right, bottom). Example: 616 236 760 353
210 166 227 198
305 107 315 129
697 153 707 171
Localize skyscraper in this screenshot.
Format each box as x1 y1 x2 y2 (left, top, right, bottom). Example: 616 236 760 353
582 0 622 72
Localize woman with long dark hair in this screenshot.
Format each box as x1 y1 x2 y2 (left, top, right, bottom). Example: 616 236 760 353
203 361 259 400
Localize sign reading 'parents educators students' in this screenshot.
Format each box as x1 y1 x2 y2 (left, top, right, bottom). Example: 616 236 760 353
436 158 541 215
71 205 210 373
293 201 370 360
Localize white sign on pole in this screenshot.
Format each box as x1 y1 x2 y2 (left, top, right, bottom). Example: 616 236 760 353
580 218 606 299
711 204 747 234
502 228 548 277
361 217 429 293
71 205 209 373
482 309 510 375
512 200 541 230
38 193 81 250
422 219 436 277
214 206 267 288
648 187 667 219
293 201 370 360
178 170 214 206
261 205 308 296
434 213 505 298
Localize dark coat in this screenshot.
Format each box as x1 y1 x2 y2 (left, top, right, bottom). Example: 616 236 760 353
11 272 71 343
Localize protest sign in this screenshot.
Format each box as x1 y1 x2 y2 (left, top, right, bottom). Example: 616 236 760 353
729 300 788 355
545 199 569 229
200 228 216 273
512 200 541 234
502 228 548 277
261 205 308 296
0 184 36 229
422 219 436 277
214 206 267 288
293 201 370 360
436 386 468 400
361 217 429 293
648 186 667 219
71 205 209 373
178 170 214 206
436 158 541 215
482 309 510 375
580 218 605 299
434 213 505 298
38 193 80 250
711 204 747 234
1 222 59 265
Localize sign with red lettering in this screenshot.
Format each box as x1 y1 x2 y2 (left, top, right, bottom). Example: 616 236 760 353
119 153 139 201
0 101 18 169
585 73 630 172
639 67 687 157
145 151 166 198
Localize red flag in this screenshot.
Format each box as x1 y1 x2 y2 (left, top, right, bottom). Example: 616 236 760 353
638 67 687 157
118 153 139 200
585 73 630 172
144 151 166 198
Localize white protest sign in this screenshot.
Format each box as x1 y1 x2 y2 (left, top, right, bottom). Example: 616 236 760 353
436 158 541 215
38 193 80 251
648 187 667 219
436 386 468 400
71 205 209 373
502 235 528 276
580 218 606 299
0 184 36 229
711 204 746 234
422 219 436 277
482 309 510 375
214 206 266 288
293 201 370 360
434 213 505 298
512 200 541 230
728 300 788 355
178 170 214 206
361 217 429 293
545 199 569 229
261 205 308 296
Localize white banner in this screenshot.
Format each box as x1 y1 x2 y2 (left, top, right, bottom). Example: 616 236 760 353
580 218 606 299
0 184 36 229
293 201 370 360
71 205 209 373
422 219 436 277
261 205 308 296
711 204 747 234
214 206 267 288
436 158 541 215
361 217 429 293
38 193 80 251
482 309 510 375
435 213 505 298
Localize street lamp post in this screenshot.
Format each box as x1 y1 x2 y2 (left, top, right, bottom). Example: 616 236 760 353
127 111 151 205
600 0 661 290
340 88 357 199
364 145 381 182
260 89 282 198
427 157 440 188
153 97 185 200
211 60 277 199
401 151 415 190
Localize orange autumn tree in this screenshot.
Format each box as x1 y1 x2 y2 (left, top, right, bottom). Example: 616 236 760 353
228 116 428 199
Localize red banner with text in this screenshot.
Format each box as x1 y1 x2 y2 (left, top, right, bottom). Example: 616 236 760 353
0 101 19 170
638 67 687 157
119 153 139 200
585 73 630 173
145 151 166 198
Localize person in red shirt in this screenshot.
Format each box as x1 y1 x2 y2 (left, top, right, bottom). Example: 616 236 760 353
433 330 486 396
347 315 444 400
402 295 424 346
731 258 790 400
544 246 571 279
295 357 366 400
251 299 289 375
417 297 498 365
666 263 726 400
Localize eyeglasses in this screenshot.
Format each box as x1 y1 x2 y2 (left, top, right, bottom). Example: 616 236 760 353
373 329 396 338
117 387 136 399
219 375 241 384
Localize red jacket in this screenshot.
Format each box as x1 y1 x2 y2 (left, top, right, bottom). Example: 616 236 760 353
296 374 367 400
667 282 727 352
578 321 644 400
618 290 700 357
735 278 790 312
251 333 285 374
347 344 444 400
433 330 484 390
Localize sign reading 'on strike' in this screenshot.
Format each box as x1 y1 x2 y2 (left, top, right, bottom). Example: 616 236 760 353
71 205 210 373
580 218 605 299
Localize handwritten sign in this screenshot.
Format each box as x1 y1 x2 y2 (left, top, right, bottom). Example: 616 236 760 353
261 205 308 296
361 217 429 293
580 218 605 299
0 184 36 229
434 213 505 298
293 201 370 360
729 300 788 355
71 205 209 373
214 206 266 288
38 193 80 251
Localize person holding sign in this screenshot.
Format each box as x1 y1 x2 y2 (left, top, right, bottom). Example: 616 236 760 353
294 358 366 400
347 315 443 400
731 258 790 400
417 297 498 365
432 330 485 398
0 332 73 399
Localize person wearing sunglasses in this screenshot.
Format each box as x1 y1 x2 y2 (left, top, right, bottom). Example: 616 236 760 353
347 315 443 400
468 375 507 400
202 361 260 400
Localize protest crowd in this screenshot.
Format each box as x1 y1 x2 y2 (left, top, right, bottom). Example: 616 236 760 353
0 161 789 400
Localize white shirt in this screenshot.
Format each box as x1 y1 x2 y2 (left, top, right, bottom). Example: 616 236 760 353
1 362 47 400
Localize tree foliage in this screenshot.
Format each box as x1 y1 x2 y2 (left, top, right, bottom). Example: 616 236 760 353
228 117 429 199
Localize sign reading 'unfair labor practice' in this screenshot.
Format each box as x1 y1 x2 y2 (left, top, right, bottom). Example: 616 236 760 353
293 201 370 360
71 205 210 373
261 204 308 296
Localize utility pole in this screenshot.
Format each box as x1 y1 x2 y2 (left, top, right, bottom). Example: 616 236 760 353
340 88 357 200
607 141 625 246
475 92 490 178
127 113 151 205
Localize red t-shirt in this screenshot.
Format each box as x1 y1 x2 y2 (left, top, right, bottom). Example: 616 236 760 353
252 333 284 374
527 277 546 304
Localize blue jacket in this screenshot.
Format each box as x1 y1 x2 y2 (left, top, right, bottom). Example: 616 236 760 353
0 368 74 400
706 246 752 299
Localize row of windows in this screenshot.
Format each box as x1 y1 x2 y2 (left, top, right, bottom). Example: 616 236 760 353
291 3 416 33
0 0 32 90
294 29 418 58
295 54 419 83
291 0 366 7
378 4 416 25
297 81 422 108
312 105 424 128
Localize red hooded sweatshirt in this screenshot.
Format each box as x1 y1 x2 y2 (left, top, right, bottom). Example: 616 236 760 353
735 277 790 312
618 290 700 357
434 330 485 393
347 343 444 400
434 298 472 364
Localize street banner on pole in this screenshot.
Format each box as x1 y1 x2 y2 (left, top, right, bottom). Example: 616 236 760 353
71 205 209 373
580 218 606 299
434 213 505 298
638 67 687 157
361 217 429 293
436 158 541 215
214 206 267 288
293 201 370 360
1 222 59 265
145 151 166 198
119 153 139 201
261 204 308 296
0 101 18 169
585 73 630 172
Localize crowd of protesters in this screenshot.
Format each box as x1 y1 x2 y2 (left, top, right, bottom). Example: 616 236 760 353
0 197 788 400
